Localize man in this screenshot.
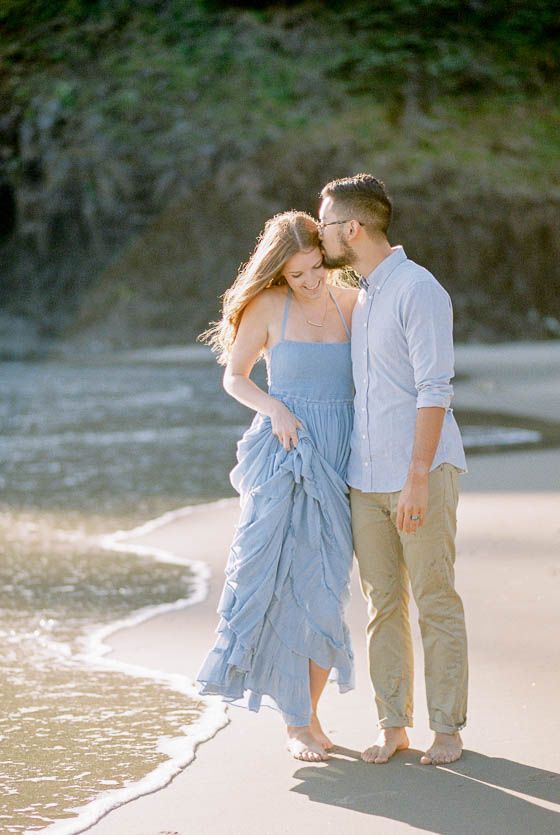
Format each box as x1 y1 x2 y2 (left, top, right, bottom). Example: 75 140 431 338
318 173 468 765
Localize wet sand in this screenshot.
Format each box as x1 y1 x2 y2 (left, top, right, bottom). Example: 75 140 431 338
84 342 560 835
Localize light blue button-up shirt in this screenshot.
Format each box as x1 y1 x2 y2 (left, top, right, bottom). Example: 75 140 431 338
347 246 467 493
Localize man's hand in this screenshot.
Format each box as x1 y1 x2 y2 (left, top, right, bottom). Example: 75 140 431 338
397 470 429 534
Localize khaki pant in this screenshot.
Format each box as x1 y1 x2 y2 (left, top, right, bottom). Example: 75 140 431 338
351 463 468 734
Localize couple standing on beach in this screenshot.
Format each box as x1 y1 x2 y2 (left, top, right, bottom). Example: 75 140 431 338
197 173 469 767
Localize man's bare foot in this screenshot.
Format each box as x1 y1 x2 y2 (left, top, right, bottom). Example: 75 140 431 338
310 712 333 750
420 732 463 765
362 727 409 764
287 726 329 762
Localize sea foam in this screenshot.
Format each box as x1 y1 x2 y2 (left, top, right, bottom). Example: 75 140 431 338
35 499 236 835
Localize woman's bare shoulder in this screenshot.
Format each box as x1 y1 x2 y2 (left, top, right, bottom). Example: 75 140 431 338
241 286 286 318
331 283 360 309
260 285 288 305
336 284 360 297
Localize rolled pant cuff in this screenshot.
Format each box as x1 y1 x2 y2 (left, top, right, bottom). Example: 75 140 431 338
429 719 467 734
379 717 413 730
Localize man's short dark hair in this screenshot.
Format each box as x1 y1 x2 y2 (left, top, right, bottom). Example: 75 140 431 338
321 173 392 236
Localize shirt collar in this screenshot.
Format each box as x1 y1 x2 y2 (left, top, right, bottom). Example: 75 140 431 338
360 245 407 293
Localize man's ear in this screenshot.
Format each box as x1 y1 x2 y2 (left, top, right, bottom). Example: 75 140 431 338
346 220 361 240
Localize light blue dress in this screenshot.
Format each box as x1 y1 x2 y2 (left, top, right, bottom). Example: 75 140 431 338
197 287 355 726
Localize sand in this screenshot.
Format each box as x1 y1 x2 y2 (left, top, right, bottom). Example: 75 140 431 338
84 343 560 835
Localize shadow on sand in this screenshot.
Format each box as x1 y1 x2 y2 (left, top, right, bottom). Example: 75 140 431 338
291 748 560 834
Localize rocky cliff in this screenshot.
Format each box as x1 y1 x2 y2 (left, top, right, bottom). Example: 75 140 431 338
1 2 559 354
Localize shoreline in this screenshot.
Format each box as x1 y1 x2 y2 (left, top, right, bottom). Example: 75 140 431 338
39 500 236 835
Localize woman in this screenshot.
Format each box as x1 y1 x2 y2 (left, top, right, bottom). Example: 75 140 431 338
197 211 359 762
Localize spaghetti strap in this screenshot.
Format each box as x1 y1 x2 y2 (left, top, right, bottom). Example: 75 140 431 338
328 289 351 340
280 287 292 341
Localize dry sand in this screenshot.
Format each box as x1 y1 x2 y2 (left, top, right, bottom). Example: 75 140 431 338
85 343 560 835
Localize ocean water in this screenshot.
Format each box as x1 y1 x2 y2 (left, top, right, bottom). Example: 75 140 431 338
0 350 248 833
0 347 544 833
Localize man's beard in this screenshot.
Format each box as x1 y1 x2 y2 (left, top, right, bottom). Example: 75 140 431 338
321 238 357 270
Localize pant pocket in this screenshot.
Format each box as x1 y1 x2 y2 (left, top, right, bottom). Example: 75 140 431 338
445 464 459 508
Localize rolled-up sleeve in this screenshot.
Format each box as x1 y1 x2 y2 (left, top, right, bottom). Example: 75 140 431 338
401 280 455 410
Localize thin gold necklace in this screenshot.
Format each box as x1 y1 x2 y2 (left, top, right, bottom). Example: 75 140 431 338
295 288 330 328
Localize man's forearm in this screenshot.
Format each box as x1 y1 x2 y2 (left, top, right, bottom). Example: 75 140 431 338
408 407 446 477
397 406 446 533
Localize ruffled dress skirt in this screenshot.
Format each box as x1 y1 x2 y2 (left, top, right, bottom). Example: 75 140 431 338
197 339 355 726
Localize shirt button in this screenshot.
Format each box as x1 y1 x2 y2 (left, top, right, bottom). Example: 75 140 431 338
363 378 366 383
363 323 367 328
362 434 366 439
361 407 366 412
364 461 369 466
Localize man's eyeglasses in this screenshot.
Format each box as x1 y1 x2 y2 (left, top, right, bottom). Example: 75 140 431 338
317 219 364 234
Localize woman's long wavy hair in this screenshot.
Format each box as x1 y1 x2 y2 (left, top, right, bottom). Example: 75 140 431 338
200 210 351 365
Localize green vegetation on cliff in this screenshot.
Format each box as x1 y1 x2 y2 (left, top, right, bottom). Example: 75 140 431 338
1 1 559 348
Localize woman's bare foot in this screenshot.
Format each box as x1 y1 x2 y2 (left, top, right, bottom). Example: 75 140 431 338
361 727 410 764
287 726 329 762
310 712 333 750
420 732 463 765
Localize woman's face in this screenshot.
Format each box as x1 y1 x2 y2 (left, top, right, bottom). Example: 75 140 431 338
281 247 326 301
